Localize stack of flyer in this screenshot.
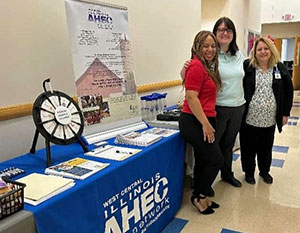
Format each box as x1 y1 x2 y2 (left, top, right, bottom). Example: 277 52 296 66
17 173 75 206
45 158 109 180
114 131 162 147
141 127 178 137
85 145 141 161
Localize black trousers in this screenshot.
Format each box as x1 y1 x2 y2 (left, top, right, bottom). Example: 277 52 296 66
240 122 275 176
215 105 245 179
179 113 224 196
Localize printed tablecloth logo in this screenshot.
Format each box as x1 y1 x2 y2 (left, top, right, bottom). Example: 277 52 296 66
103 172 170 233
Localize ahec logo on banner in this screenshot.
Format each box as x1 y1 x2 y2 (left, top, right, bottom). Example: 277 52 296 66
87 8 113 30
65 0 141 137
103 172 170 233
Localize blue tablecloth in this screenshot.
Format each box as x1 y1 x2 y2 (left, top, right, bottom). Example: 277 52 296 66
0 133 185 233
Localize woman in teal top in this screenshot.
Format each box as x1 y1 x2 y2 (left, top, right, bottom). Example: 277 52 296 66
181 17 245 194
212 17 245 189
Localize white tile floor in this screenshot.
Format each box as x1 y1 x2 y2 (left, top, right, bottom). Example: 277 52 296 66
174 91 300 233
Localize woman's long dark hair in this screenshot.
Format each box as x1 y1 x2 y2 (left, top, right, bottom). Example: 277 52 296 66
212 17 239 55
190 31 222 89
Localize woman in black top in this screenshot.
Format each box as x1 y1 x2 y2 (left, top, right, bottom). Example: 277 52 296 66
240 37 294 184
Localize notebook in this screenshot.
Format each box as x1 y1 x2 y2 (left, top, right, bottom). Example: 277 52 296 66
17 173 75 205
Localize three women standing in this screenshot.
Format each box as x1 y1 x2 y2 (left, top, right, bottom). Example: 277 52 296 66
180 19 294 215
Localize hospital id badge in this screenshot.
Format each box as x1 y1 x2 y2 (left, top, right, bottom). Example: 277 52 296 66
275 70 281 79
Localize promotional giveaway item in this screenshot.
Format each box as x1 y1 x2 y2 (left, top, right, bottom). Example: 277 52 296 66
45 158 109 180
30 79 88 167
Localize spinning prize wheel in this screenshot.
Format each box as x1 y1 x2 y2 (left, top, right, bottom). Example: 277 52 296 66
30 79 88 167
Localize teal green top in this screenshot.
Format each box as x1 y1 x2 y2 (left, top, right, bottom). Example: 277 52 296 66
216 50 246 107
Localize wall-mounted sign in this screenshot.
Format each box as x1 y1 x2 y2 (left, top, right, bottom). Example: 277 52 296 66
282 13 294 21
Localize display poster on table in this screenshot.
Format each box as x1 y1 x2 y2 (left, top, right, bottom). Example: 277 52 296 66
65 0 141 136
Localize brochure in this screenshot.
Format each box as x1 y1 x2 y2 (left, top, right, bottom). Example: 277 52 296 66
146 120 179 129
45 158 109 180
141 127 179 137
114 131 162 147
85 145 141 161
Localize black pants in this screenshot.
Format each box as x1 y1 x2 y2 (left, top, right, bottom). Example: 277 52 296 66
240 122 275 176
215 105 245 179
179 113 224 196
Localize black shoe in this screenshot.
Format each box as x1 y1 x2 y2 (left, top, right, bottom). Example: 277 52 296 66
222 176 242 187
245 176 256 184
190 195 214 215
209 201 220 209
207 187 215 197
260 173 273 184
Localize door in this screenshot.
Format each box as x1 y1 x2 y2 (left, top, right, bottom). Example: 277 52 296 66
274 38 282 60
293 37 300 90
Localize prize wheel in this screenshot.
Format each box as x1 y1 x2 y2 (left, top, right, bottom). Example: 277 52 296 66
30 79 88 167
32 90 84 145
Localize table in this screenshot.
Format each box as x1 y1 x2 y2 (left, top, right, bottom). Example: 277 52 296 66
0 132 185 233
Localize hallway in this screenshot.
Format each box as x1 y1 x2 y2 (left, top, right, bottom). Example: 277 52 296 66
163 91 300 233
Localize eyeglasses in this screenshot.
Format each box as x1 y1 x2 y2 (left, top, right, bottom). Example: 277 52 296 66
217 28 233 34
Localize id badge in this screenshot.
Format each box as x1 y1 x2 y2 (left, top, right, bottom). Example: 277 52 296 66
275 70 281 79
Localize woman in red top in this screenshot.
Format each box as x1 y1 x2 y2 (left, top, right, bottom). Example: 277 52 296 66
179 31 224 215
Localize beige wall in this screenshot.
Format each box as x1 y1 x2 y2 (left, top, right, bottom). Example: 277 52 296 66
261 22 300 38
0 0 201 161
201 0 231 30
229 0 248 54
0 0 201 107
201 0 261 55
107 0 202 86
0 0 75 107
262 0 300 23
245 0 261 32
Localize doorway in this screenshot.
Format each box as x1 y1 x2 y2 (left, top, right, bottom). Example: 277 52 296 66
282 38 294 77
275 37 300 90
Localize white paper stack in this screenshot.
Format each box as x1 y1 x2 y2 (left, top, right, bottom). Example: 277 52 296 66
114 131 162 147
17 173 75 206
85 145 141 161
141 127 179 137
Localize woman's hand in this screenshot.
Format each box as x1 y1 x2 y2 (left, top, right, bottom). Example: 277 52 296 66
185 90 215 143
282 116 288 126
202 122 215 143
180 60 192 79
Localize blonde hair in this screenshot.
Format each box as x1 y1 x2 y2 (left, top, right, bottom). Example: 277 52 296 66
249 37 280 68
191 31 222 89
